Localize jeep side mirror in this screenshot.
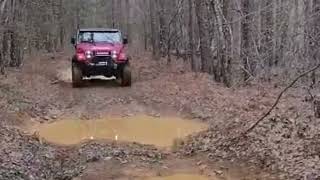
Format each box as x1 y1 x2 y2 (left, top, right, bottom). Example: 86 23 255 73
123 37 128 45
71 37 76 45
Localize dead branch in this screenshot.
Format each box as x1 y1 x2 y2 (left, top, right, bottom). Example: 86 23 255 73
242 63 320 135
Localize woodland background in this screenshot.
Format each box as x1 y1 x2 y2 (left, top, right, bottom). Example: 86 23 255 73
0 0 319 86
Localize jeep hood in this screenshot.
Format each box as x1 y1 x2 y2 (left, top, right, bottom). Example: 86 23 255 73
77 42 124 52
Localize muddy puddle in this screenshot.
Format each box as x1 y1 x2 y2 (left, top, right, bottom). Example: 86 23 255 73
146 174 209 180
34 115 207 147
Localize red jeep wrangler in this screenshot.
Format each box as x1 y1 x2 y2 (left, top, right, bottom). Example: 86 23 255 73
71 28 131 87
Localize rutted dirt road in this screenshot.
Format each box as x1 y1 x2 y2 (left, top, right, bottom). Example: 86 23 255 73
0 52 319 179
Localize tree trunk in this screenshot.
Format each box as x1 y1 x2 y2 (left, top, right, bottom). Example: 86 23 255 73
188 0 197 71
195 0 214 74
157 0 166 56
261 0 274 69
125 0 131 41
241 0 253 80
149 0 160 60
111 0 116 28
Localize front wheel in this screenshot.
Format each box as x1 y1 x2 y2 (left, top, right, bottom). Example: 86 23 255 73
119 64 131 87
72 63 84 88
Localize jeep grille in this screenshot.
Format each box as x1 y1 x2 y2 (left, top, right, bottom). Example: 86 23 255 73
91 56 113 64
95 51 111 57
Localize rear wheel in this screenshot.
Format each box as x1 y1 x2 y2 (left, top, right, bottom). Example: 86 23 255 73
119 64 131 87
72 62 83 87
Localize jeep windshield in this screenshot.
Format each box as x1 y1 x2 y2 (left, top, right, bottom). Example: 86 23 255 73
78 31 122 44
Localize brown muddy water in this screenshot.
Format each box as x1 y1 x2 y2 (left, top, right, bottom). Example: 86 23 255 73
33 115 208 147
146 174 209 180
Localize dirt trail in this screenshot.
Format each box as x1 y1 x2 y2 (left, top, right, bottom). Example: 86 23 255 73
1 52 318 179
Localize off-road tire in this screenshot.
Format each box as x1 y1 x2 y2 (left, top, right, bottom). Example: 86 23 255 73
120 65 131 87
72 63 83 88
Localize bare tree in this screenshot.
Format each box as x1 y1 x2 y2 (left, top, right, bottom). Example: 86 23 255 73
188 0 197 71
195 0 215 74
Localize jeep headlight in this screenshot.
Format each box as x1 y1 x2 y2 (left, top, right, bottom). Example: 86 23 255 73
111 50 118 60
85 50 93 59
